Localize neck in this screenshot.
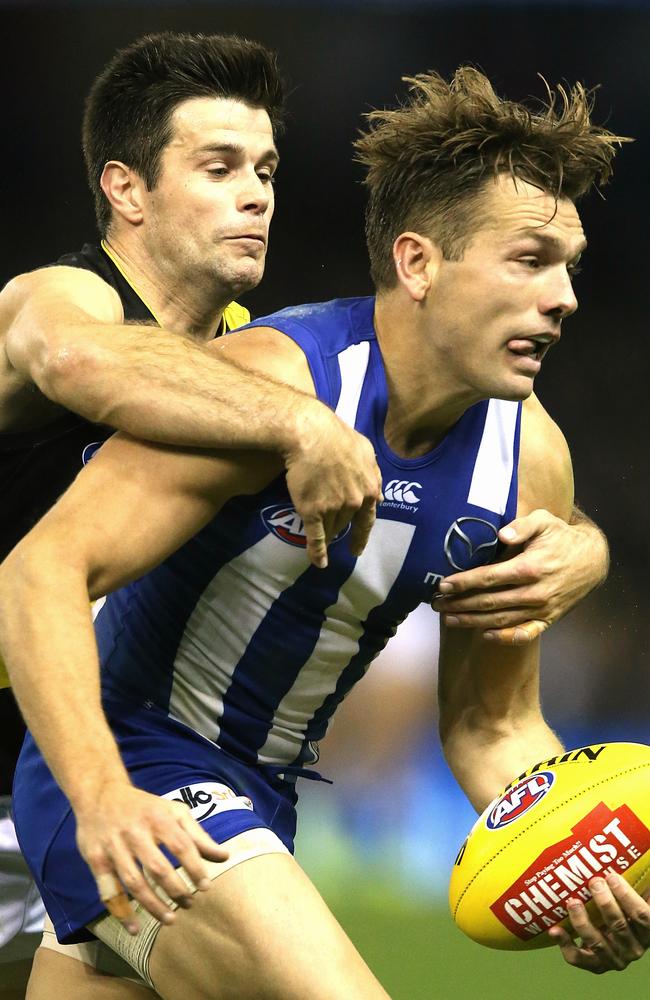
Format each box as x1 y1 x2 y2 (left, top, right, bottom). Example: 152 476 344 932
374 292 481 458
103 234 226 340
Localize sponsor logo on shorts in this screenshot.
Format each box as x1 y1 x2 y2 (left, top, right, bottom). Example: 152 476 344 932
486 772 555 830
163 782 254 822
491 802 650 940
261 503 350 548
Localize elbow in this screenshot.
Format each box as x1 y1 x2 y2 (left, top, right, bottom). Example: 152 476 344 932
36 337 100 405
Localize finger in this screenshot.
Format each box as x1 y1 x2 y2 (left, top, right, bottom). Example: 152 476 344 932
132 840 195 908
105 891 135 924
96 872 139 932
565 897 625 971
348 497 377 558
438 557 537 596
303 515 328 569
498 510 553 545
607 873 650 945
435 587 541 614
589 877 645 961
442 608 538 630
483 620 548 645
172 816 229 890
107 847 178 926
547 924 604 972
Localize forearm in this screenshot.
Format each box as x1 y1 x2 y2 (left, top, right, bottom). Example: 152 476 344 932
569 503 609 586
442 713 563 814
0 544 129 811
32 322 314 454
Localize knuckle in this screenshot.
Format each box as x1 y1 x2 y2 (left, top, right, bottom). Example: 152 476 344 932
85 849 106 870
145 860 169 879
121 870 144 891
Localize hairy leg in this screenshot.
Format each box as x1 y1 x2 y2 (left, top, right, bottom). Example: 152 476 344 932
148 851 390 1000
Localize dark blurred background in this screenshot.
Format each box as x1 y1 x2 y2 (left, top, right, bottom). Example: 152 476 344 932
1 3 648 995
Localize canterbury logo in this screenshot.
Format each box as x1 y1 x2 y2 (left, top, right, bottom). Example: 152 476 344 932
384 480 422 504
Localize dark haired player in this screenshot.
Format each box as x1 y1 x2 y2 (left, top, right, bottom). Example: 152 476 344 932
2 68 643 999
0 31 384 996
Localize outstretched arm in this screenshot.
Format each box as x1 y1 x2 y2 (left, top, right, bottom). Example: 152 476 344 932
438 624 562 812
1 267 381 567
0 431 281 934
434 395 608 642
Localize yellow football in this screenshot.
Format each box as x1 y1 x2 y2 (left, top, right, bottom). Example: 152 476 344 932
449 742 650 950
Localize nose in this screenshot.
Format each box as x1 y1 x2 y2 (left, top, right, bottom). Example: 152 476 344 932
238 169 271 216
540 265 578 320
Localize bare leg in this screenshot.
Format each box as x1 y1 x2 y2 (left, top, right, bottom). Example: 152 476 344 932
149 852 390 1000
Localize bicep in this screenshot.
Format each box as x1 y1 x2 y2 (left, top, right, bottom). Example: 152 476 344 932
18 433 281 598
517 394 573 520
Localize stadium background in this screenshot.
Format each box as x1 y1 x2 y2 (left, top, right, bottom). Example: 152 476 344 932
1 0 648 995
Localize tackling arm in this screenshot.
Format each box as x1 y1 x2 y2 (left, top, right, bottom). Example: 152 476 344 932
0 268 381 567
0 426 281 929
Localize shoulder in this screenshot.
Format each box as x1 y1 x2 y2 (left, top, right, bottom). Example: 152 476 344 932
517 393 573 519
1 264 123 326
212 296 375 401
209 324 316 397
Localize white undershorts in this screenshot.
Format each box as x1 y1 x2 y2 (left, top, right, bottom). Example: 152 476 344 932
40 826 288 990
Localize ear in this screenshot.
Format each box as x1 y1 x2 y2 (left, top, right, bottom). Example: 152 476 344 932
392 232 442 301
100 161 145 227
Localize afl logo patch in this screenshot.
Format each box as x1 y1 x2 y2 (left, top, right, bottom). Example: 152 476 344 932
486 772 555 830
261 503 350 548
82 441 103 465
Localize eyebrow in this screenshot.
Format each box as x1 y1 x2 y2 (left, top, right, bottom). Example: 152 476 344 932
193 141 279 165
516 228 588 257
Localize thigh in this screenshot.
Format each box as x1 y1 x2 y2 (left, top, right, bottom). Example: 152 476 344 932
25 947 160 1000
148 851 390 1000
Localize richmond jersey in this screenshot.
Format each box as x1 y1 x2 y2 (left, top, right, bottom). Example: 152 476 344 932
0 243 249 790
96 296 521 770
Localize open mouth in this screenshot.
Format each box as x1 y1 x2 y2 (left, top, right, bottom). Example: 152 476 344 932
507 335 555 364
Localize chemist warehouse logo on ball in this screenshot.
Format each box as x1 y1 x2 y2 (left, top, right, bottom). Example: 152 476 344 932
261 503 350 548
486 772 555 830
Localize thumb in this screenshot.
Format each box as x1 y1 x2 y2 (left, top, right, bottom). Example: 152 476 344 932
498 509 550 546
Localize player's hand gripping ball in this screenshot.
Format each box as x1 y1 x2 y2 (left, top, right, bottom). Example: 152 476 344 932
449 743 650 950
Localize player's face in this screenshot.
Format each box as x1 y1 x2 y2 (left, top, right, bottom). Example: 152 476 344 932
428 175 586 402
141 97 278 298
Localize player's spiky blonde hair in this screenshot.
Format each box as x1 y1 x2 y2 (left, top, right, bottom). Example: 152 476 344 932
354 67 630 289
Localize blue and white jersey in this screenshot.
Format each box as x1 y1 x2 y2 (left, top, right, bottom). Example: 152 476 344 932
96 297 521 769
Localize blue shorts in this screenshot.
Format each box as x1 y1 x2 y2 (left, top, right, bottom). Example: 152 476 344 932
12 696 299 944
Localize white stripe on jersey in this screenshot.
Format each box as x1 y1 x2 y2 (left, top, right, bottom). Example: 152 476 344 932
258 518 416 763
467 400 519 514
168 535 308 743
335 341 371 427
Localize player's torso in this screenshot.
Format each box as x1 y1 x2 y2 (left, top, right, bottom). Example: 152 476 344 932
97 297 521 770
